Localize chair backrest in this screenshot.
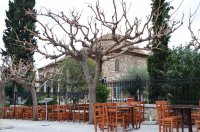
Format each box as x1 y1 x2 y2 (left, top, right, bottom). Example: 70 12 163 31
156 101 170 120
93 103 105 116
127 97 135 102
156 101 163 122
93 103 106 124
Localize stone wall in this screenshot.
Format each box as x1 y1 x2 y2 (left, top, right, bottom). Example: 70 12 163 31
144 104 158 121
102 54 147 81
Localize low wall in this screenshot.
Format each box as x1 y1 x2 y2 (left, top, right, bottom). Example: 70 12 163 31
144 104 157 121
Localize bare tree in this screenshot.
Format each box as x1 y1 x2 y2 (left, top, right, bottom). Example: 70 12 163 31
16 0 182 123
0 55 58 120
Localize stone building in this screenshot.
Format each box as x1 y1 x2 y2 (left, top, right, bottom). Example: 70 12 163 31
98 34 149 81
102 50 148 81
38 34 149 92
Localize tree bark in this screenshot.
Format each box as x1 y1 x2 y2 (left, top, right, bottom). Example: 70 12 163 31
0 83 5 107
81 56 102 124
28 87 37 121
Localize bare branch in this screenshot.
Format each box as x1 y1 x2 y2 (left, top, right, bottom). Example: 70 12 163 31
187 2 200 49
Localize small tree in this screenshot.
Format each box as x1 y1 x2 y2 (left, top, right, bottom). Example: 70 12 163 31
120 66 149 100
96 83 109 103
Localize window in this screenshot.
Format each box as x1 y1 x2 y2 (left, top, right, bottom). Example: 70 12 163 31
113 86 121 99
115 59 119 72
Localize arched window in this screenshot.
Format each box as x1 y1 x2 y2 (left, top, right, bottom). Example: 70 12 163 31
115 59 119 72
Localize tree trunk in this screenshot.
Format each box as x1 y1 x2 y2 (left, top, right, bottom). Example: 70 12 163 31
81 56 102 124
89 60 101 124
81 58 94 124
28 87 37 120
0 83 5 107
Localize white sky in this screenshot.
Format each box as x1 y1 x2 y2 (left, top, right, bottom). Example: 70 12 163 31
0 0 200 68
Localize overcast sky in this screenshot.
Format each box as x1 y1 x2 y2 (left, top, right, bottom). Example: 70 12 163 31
0 0 200 68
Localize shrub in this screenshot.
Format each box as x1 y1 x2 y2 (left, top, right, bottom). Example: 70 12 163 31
96 83 109 103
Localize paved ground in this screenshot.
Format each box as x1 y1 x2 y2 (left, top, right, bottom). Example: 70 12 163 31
0 119 196 132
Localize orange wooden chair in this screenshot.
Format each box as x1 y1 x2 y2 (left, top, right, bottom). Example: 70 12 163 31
196 120 200 132
93 103 106 132
23 106 33 120
105 102 126 132
116 102 133 129
62 104 72 121
156 101 182 132
3 107 14 119
84 104 89 122
37 106 43 120
48 105 63 121
72 104 85 123
191 101 200 123
139 101 145 122
133 102 142 129
48 105 54 121
15 107 23 119
40 105 47 120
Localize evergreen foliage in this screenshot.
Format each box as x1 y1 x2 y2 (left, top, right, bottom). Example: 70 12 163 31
162 46 200 104
147 0 173 101
96 83 109 103
148 0 173 80
52 58 95 93
165 46 200 78
51 58 96 103
2 0 37 63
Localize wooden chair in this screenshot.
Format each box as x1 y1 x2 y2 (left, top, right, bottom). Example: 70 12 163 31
37 105 43 120
116 102 133 129
93 103 106 132
196 120 200 132
3 107 14 119
84 104 89 122
50 105 63 121
23 106 33 120
126 101 143 129
133 102 143 129
127 97 135 102
72 104 86 123
191 101 200 123
139 101 145 122
48 105 54 121
57 105 64 121
105 102 126 132
156 101 182 132
15 107 23 119
62 104 72 121
40 105 47 120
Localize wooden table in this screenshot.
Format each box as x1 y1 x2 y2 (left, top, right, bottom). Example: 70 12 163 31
168 104 200 132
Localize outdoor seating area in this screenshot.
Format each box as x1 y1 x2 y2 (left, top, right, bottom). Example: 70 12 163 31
2 104 89 122
2 100 200 132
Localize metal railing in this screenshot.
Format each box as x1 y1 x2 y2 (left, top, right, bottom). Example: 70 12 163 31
11 77 200 105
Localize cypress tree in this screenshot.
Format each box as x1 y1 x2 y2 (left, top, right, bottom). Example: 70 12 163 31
147 0 173 101
2 0 37 63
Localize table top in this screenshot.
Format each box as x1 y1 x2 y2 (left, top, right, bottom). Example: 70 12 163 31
168 104 200 110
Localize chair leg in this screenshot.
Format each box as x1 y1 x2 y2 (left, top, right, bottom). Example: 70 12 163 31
171 121 173 132
159 124 161 132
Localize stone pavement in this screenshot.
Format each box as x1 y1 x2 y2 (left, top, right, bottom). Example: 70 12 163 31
0 119 196 132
